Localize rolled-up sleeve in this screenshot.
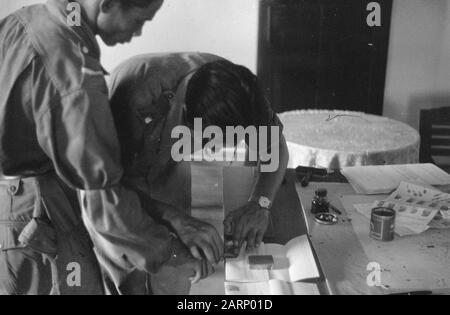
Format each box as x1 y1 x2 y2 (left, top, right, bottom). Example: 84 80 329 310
35 78 175 273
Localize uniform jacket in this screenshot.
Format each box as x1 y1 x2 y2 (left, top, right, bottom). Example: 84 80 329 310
0 0 176 276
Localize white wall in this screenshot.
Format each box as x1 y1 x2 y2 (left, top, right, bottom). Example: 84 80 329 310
383 0 450 130
5 0 450 131
0 0 259 72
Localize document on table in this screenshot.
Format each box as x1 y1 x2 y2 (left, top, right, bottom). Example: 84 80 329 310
341 163 450 195
225 235 320 295
225 280 320 295
342 182 450 236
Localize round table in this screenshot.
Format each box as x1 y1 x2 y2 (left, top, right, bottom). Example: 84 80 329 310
278 110 420 169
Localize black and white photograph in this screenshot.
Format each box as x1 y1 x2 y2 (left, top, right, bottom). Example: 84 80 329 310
0 0 449 300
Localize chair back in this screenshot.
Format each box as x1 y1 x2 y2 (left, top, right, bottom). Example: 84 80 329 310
420 107 450 173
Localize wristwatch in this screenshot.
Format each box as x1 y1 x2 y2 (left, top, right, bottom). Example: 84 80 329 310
250 196 272 210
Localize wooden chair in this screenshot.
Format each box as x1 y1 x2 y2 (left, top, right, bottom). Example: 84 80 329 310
419 107 450 173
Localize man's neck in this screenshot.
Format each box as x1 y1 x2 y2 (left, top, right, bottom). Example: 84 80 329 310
74 0 100 34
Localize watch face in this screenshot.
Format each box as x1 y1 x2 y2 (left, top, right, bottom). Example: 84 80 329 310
259 197 271 208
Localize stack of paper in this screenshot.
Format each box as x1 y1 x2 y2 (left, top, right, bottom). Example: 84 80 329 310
341 164 450 195
225 235 320 295
353 182 450 236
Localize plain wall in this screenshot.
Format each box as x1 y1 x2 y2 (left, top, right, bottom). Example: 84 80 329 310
4 0 450 131
0 0 259 72
383 0 450 130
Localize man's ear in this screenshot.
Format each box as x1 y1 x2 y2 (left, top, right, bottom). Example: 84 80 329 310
99 0 116 13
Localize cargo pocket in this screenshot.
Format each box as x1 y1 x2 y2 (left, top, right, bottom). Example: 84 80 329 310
18 218 57 258
0 178 58 258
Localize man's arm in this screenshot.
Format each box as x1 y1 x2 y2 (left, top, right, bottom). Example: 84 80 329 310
34 65 202 275
224 133 289 250
250 134 289 202
128 179 223 266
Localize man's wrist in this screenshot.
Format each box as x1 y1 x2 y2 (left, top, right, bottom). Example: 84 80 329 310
249 196 272 210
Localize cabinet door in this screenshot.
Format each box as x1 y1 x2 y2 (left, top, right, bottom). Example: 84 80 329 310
257 0 392 114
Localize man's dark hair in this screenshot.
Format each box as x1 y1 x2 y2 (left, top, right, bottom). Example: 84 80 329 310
116 0 160 9
185 60 272 131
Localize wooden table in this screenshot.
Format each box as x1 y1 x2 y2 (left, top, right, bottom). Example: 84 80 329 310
190 166 450 295
296 181 450 295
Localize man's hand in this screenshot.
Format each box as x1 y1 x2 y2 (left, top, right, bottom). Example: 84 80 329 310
224 201 270 251
166 239 215 284
171 213 223 265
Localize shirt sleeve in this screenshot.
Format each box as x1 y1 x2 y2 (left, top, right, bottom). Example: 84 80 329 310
34 60 176 273
245 109 284 153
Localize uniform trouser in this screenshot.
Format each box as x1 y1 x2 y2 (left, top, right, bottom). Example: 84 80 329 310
0 174 104 295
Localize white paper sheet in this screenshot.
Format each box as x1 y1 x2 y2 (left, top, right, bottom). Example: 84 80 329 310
285 236 321 281
345 182 450 236
353 203 431 236
341 163 450 195
225 235 320 283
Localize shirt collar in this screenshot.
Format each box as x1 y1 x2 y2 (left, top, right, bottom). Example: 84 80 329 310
46 0 101 60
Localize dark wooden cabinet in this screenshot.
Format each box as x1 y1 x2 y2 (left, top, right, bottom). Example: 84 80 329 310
257 0 393 114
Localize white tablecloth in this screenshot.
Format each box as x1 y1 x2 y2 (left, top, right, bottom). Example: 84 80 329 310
279 110 420 169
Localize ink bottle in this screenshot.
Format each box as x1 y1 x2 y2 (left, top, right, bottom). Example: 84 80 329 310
311 188 330 214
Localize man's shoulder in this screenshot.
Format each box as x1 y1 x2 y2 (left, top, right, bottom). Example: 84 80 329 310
109 52 224 94
118 52 223 68
13 4 103 96
112 52 223 79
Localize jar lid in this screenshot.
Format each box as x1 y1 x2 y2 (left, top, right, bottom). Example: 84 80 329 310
314 213 338 225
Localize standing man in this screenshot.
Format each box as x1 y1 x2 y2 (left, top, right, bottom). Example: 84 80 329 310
0 0 215 295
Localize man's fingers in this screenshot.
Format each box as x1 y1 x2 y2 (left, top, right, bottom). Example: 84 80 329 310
192 230 221 263
224 213 234 226
204 228 222 263
201 260 215 279
190 261 202 284
206 261 215 278
190 246 203 261
233 220 244 247
238 221 250 249
210 228 224 261
246 229 256 251
201 259 207 279
223 216 233 235
255 230 264 248
198 240 217 264
224 215 237 238
223 214 234 231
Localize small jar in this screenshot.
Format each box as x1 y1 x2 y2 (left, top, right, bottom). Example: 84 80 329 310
311 188 330 214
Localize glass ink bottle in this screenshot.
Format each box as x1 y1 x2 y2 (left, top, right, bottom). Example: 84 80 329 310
311 188 330 214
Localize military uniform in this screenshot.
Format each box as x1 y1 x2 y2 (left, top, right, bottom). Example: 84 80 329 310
0 0 181 295
109 52 283 211
108 52 283 294
109 53 224 213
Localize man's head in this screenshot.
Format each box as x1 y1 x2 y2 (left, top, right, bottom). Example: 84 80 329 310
95 0 163 46
184 60 279 169
185 60 272 143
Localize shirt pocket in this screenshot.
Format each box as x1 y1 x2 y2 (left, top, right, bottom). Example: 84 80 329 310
0 179 30 250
